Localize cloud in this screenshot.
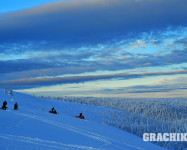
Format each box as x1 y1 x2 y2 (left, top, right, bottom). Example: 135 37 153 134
174 37 187 45
0 0 186 46
0 59 55 74
137 40 145 44
0 48 186 81
124 76 187 93
96 76 187 96
0 70 187 89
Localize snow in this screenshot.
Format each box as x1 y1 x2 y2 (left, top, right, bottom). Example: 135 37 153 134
0 90 165 150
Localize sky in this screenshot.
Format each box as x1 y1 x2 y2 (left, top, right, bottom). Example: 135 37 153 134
0 0 187 98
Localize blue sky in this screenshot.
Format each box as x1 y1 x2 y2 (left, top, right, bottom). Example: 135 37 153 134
0 0 63 14
0 0 187 98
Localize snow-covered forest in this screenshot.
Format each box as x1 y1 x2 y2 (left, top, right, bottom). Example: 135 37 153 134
40 96 187 150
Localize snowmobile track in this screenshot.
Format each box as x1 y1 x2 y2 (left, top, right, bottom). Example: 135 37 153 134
12 111 144 150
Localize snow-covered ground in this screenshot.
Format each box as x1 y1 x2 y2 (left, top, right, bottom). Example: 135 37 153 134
0 90 165 150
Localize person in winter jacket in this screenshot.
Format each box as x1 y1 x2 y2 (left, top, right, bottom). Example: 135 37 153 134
79 113 83 117
1 100 7 110
50 107 57 114
14 102 18 110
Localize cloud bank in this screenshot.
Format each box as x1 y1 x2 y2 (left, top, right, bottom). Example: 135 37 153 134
1 70 187 89
0 0 186 46
0 49 186 79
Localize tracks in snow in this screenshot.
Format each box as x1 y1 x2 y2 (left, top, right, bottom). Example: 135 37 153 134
0 134 103 150
8 111 144 150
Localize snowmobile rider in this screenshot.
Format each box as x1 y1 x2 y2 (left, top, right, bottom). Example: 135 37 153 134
2 100 7 109
79 113 83 117
14 102 18 110
76 113 85 119
51 107 57 113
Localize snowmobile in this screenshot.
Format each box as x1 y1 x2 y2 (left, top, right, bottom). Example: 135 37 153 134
1 101 7 110
1 106 7 110
14 107 18 110
76 113 85 119
49 110 58 114
49 107 58 114
76 116 85 119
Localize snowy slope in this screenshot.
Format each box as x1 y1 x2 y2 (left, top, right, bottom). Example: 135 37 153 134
0 90 165 150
